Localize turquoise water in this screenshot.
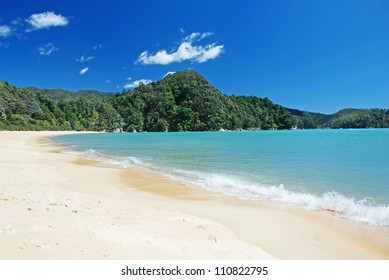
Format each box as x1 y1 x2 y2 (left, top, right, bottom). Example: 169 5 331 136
53 129 389 226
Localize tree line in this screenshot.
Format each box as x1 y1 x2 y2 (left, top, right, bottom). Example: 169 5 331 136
1 70 388 132
290 108 389 129
0 71 296 131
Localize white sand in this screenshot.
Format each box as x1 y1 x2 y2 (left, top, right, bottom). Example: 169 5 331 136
0 131 388 259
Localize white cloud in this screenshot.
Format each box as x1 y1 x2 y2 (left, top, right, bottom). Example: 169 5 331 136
0 42 10 48
79 67 89 75
184 32 201 42
0 25 11 37
124 79 152 89
183 32 213 42
76 55 95 63
11 18 23 27
137 31 224 65
11 19 19 25
92 44 103 50
137 42 224 65
197 44 224 63
26 11 69 31
199 32 213 40
163 72 176 78
38 43 58 56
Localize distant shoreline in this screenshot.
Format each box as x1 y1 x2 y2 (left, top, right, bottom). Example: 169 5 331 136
1 131 388 259
2 126 389 133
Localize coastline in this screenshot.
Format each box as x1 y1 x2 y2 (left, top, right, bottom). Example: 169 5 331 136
0 131 388 259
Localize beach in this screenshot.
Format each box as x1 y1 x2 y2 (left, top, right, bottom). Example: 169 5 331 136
0 131 388 260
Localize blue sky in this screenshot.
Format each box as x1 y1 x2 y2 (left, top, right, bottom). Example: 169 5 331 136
0 0 388 113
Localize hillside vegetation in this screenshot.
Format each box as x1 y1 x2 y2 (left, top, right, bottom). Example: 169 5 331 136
289 108 389 129
0 81 122 131
0 70 295 131
1 70 388 131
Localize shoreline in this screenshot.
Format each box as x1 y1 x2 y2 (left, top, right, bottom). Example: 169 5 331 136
0 131 388 259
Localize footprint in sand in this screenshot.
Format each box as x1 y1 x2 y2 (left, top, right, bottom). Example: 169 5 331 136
18 241 29 250
102 249 111 258
1 224 16 235
207 235 218 243
18 238 50 250
144 240 152 245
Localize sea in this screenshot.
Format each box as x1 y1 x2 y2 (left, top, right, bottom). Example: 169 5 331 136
53 129 389 227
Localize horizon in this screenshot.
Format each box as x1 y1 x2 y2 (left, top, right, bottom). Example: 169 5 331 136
1 0 388 114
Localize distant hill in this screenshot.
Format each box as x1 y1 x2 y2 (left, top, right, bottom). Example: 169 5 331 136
287 108 389 129
0 81 122 131
1 70 389 131
25 87 114 102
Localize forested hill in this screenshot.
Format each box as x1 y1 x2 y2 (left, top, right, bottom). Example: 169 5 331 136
1 70 388 131
0 70 296 131
111 70 295 131
0 81 121 131
289 107 389 129
25 87 114 102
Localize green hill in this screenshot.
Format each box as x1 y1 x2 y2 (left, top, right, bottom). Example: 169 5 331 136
0 81 122 131
288 108 389 129
2 70 388 132
112 70 296 131
25 87 114 102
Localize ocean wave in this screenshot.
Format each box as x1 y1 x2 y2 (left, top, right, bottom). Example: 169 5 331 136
62 148 97 156
61 149 389 227
106 156 148 168
194 173 389 227
62 148 148 168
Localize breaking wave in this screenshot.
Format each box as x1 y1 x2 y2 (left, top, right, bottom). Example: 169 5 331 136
62 148 389 227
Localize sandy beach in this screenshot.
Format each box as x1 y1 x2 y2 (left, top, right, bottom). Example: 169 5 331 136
0 131 388 260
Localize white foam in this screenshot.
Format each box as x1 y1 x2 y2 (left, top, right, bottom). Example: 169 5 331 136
62 148 96 156
62 147 148 169
106 156 148 168
192 173 389 227
59 147 389 227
